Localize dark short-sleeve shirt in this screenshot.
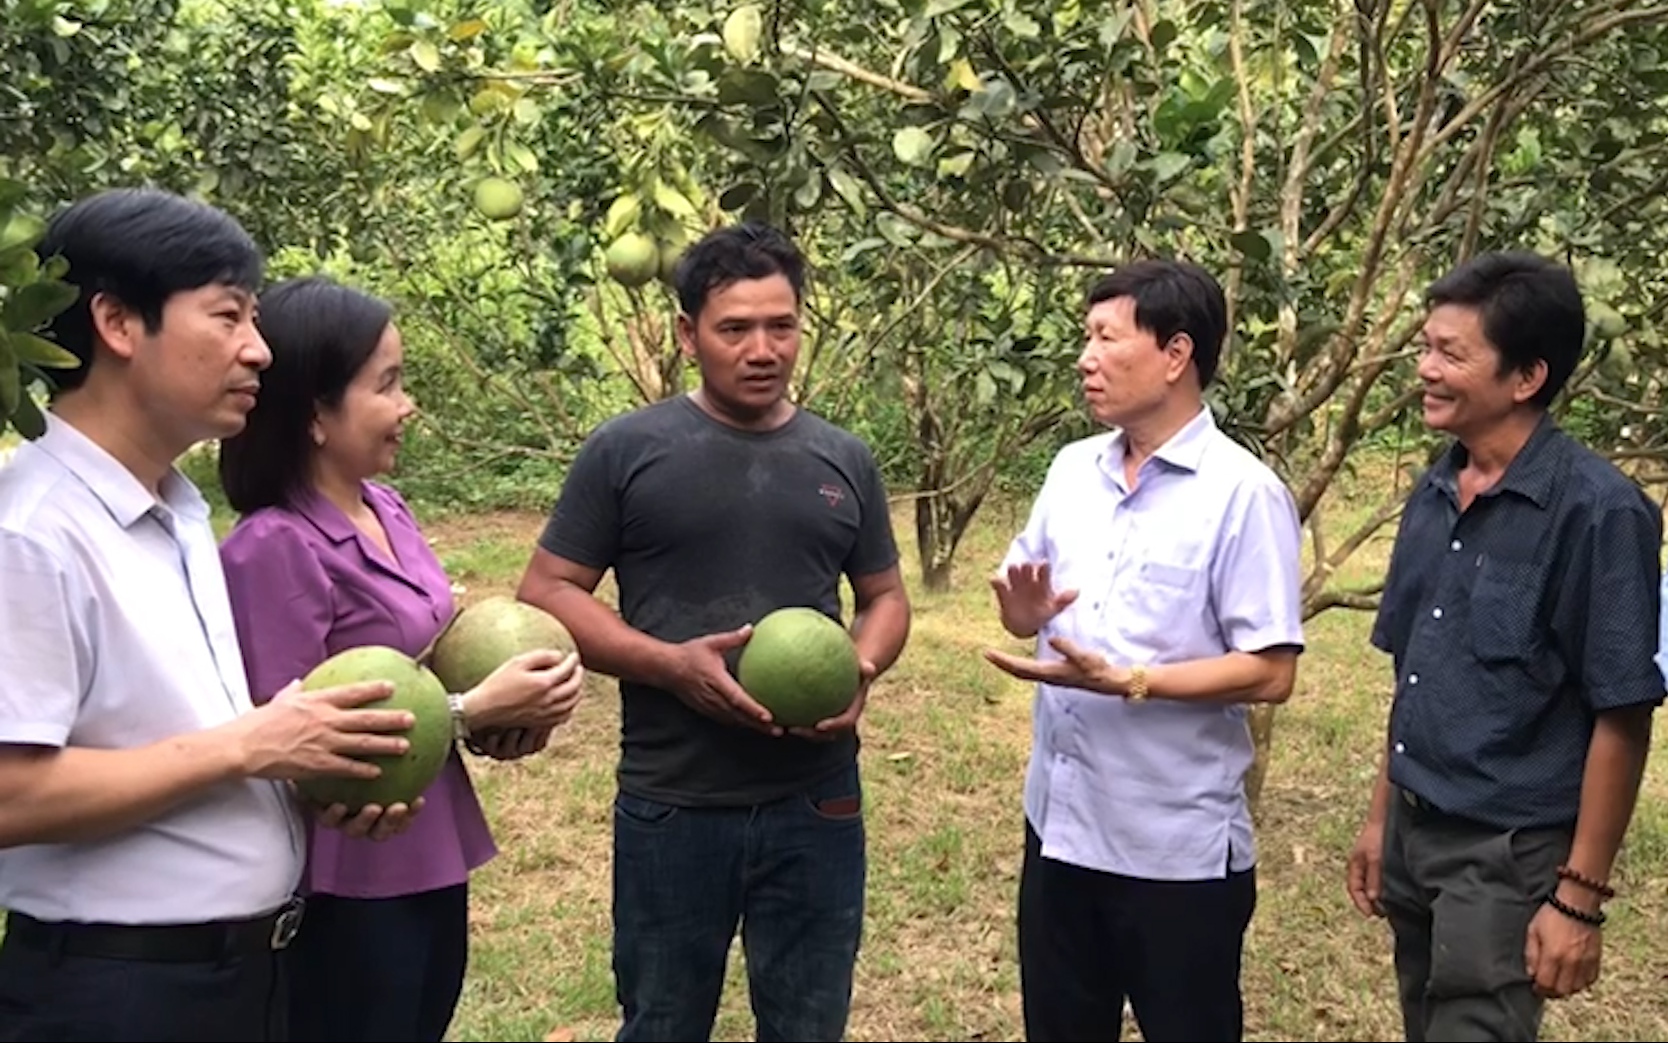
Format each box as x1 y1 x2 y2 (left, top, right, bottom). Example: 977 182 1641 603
1371 414 1664 829
538 396 901 806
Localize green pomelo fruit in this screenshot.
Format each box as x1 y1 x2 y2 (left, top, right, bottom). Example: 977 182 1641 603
736 607 861 729
605 232 659 288
294 645 452 813
430 596 577 697
473 177 524 221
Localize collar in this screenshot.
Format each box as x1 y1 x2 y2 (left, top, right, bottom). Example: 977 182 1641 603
33 413 209 529
1428 411 1561 509
1101 404 1217 477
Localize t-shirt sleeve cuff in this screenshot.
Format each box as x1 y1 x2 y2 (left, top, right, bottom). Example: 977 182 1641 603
0 722 71 747
1228 625 1307 655
1586 680 1667 713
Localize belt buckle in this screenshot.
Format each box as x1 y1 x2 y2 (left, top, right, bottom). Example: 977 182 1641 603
269 898 304 951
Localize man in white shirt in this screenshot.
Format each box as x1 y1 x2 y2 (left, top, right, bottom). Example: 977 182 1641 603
0 188 420 1043
986 259 1306 1041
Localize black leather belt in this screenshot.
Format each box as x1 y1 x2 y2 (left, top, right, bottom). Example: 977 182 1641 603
1398 786 1442 814
4 898 304 963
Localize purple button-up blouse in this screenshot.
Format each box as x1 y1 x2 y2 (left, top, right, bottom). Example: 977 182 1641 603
219 480 497 899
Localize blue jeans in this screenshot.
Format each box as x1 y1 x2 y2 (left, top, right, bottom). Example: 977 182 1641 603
612 762 866 1042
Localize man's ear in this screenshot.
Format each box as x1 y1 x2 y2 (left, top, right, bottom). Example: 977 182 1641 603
1511 357 1549 405
1163 331 1195 385
675 312 696 359
87 291 145 363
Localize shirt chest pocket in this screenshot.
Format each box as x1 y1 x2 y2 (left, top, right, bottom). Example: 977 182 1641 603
1469 559 1559 681
1117 559 1206 641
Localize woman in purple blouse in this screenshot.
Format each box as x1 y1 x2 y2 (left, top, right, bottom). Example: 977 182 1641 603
216 275 586 1042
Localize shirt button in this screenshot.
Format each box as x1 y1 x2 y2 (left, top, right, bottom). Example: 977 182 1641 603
1450 539 1462 551
1408 674 1419 685
1394 742 1406 754
1432 607 1443 619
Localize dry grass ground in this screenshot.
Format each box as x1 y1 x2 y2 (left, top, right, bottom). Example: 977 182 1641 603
424 463 1668 1042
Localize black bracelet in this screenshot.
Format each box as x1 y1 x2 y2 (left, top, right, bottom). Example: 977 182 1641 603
1545 893 1606 928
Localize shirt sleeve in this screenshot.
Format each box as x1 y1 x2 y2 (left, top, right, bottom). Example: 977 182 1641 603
843 442 901 579
1577 498 1665 712
219 517 335 706
1210 475 1307 654
0 531 88 747
537 428 621 571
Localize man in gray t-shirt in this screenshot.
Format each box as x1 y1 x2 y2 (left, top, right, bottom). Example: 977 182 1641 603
518 221 912 1043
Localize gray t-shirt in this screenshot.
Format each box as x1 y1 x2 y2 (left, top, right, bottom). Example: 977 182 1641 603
539 395 900 806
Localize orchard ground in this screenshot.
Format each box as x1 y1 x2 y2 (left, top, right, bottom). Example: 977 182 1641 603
412 462 1668 1043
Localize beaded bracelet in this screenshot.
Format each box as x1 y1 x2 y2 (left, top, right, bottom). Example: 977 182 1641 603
1556 864 1616 900
1545 893 1606 928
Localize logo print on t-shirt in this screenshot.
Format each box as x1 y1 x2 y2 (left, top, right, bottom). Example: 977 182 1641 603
819 483 846 507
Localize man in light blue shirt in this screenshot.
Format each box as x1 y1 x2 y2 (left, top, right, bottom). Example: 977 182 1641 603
0 188 419 1043
987 259 1306 1042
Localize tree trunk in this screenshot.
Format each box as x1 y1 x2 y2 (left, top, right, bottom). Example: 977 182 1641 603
916 493 955 593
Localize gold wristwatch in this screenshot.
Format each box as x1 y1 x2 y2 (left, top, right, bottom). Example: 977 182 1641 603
1127 664 1149 701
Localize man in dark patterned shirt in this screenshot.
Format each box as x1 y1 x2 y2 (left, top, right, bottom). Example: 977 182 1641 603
1345 251 1662 1042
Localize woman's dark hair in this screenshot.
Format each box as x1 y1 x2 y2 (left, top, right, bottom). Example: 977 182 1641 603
218 276 392 514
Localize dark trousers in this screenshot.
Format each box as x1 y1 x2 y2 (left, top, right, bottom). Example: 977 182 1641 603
1381 788 1573 1042
1017 822 1257 1042
285 883 470 1043
611 763 867 1042
0 921 286 1042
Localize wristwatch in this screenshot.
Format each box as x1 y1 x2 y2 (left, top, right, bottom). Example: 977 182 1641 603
1127 664 1150 701
446 692 471 741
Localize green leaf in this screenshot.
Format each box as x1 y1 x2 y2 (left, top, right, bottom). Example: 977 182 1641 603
411 39 442 73
718 183 759 211
10 332 79 369
2 280 79 333
367 78 406 95
892 126 935 166
0 335 16 416
1230 229 1271 263
924 0 976 16
1149 19 1178 50
827 169 866 219
652 181 698 220
0 212 45 255
1004 10 1042 38
9 387 45 440
1148 151 1191 182
448 19 488 41
937 150 976 178
716 69 780 107
605 193 644 236
505 140 539 174
454 125 486 160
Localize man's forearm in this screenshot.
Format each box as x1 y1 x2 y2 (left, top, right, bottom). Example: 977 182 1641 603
852 589 911 678
1140 648 1298 704
529 583 684 692
0 733 247 848
1563 705 1655 903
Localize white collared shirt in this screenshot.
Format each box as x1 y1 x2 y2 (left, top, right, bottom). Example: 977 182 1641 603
0 414 303 923
1002 406 1305 881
